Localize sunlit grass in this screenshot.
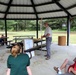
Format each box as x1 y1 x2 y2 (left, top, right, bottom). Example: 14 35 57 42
0 30 76 44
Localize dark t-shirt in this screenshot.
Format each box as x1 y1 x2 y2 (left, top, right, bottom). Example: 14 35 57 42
7 53 30 75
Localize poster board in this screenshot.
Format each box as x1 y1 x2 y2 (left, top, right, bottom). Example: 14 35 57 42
23 38 35 58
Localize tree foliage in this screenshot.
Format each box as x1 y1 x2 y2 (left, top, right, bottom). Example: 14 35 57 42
0 17 76 31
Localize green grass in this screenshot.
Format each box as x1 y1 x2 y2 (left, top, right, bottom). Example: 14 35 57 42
0 30 76 44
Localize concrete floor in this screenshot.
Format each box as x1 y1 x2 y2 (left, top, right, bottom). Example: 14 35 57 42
0 43 76 75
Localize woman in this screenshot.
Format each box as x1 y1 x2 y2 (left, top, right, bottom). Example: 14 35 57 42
6 44 32 75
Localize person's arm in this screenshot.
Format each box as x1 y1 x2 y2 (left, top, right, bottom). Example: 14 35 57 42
6 68 10 75
41 33 50 38
69 67 76 74
41 35 46 38
46 33 50 37
27 66 32 75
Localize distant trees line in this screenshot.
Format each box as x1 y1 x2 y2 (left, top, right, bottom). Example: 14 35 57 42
0 17 76 31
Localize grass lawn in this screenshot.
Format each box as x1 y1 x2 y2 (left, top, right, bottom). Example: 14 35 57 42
0 30 76 44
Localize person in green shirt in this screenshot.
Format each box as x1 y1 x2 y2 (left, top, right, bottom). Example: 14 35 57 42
6 44 32 75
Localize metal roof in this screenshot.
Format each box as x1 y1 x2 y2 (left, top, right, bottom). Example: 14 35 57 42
0 0 76 20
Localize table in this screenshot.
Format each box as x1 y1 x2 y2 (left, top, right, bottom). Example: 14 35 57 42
33 38 45 46
13 35 35 43
6 39 46 56
13 35 35 38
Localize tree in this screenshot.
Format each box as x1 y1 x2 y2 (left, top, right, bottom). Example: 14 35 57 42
7 20 17 31
0 20 5 30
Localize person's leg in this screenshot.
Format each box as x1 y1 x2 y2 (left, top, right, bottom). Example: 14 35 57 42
0 38 4 45
0 39 2 43
46 37 52 59
54 59 69 74
60 59 69 70
60 59 74 73
54 59 74 74
1 38 4 45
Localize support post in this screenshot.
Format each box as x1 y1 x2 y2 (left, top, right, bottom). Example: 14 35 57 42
5 19 7 42
67 15 71 46
36 19 38 38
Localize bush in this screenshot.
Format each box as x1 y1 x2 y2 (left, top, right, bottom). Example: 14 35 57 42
71 27 76 31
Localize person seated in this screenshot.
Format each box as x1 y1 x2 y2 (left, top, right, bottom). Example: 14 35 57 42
0 34 5 45
54 58 76 75
0 38 3 44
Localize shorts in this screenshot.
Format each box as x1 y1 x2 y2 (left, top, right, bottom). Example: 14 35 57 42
67 60 74 65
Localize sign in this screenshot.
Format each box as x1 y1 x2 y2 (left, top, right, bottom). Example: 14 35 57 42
23 38 35 58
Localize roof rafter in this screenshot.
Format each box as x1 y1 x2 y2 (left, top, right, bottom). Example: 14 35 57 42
30 0 38 19
35 0 60 6
0 15 67 20
0 1 75 8
0 2 32 7
53 0 72 17
0 1 60 7
4 0 13 19
38 4 76 14
38 9 62 14
35 1 54 7
8 1 56 7
0 0 75 19
8 12 35 14
0 11 5 14
67 4 76 9
0 3 75 15
11 4 32 7
0 2 7 6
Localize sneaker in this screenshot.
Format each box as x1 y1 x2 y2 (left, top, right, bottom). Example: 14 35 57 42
44 55 47 57
45 57 50 60
54 67 62 74
54 67 59 73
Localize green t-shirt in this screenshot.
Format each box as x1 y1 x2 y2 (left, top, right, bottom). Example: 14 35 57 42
7 53 30 75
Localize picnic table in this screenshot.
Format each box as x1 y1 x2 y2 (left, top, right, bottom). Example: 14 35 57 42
6 38 46 51
33 38 45 46
6 38 46 58
13 35 35 43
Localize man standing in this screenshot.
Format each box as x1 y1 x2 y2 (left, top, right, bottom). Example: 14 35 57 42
41 22 52 60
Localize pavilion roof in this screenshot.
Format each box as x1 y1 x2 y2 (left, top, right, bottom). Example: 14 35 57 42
0 0 76 20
